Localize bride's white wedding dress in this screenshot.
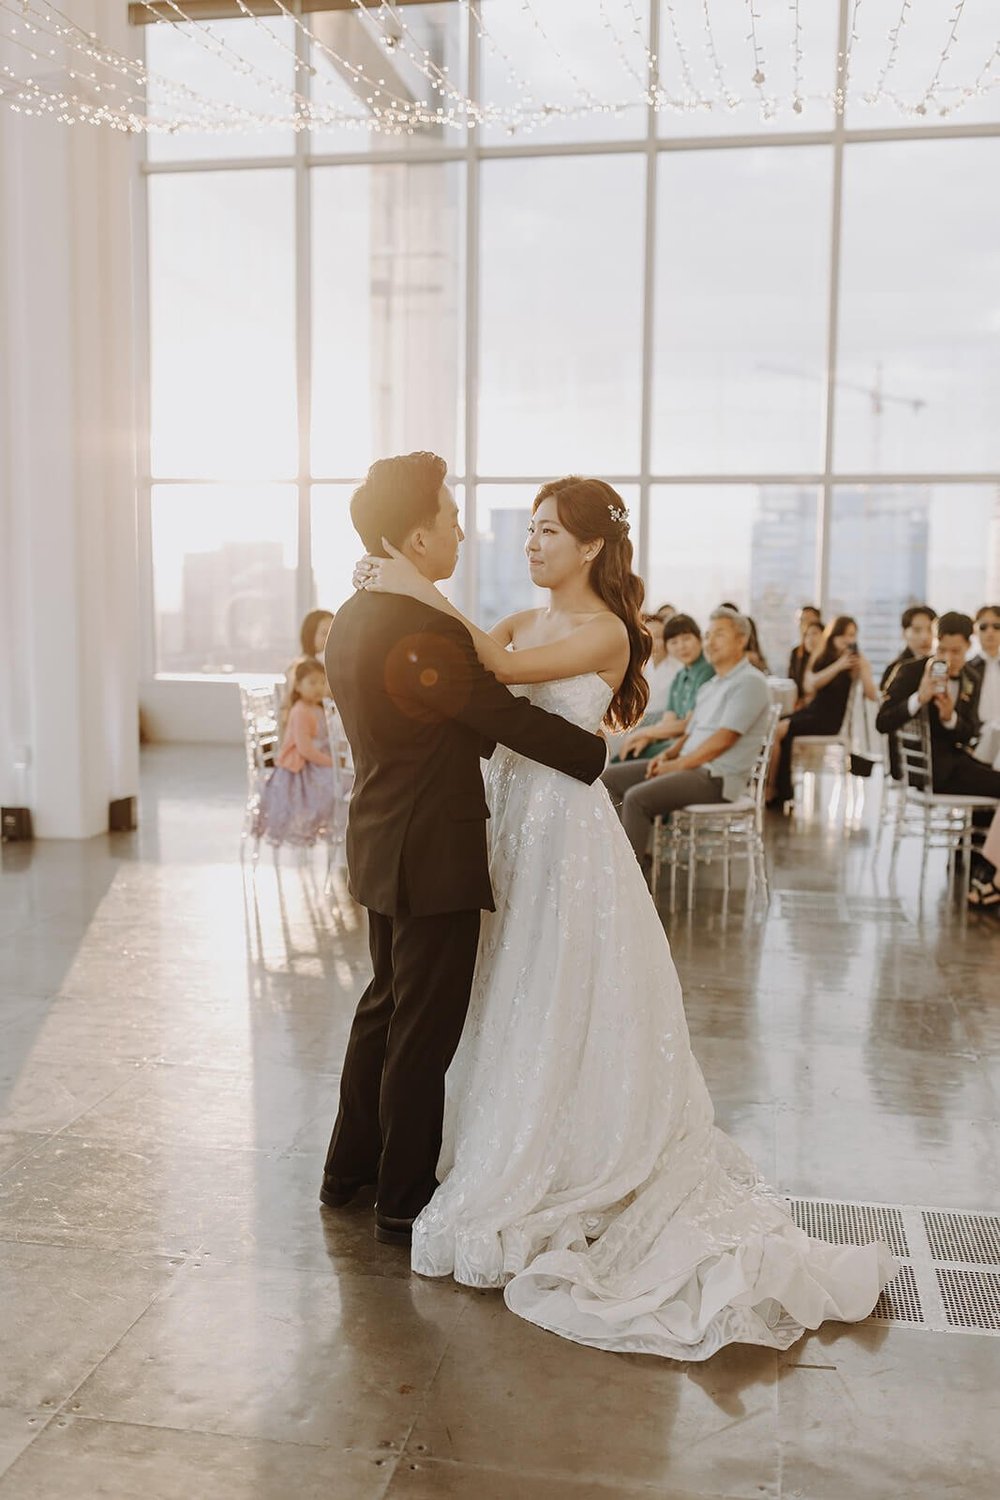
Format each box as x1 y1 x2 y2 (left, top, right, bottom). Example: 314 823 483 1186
411 672 897 1359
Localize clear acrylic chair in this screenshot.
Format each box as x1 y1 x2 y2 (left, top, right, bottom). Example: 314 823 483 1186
651 704 781 909
890 717 998 902
790 680 866 820
239 684 282 864
873 731 907 849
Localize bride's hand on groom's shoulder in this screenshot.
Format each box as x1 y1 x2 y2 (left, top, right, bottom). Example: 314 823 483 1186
353 540 427 601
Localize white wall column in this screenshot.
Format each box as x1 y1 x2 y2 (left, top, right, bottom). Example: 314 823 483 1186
0 1 139 838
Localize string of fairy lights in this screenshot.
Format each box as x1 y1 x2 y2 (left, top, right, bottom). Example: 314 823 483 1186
0 0 998 136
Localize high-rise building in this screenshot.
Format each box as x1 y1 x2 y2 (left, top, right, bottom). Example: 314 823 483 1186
478 507 539 624
172 542 296 674
826 488 929 675
749 488 818 672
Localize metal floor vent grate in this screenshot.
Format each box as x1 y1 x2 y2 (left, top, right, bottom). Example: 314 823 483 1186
873 1262 922 1325
937 1269 1000 1332
787 1197 1000 1337
924 1210 1000 1266
788 1198 909 1259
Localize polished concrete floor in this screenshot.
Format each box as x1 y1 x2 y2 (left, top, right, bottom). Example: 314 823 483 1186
1 746 998 1498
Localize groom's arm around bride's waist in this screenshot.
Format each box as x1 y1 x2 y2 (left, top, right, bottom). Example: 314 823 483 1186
385 610 606 786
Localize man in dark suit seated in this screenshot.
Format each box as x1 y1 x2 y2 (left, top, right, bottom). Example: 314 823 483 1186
876 611 1000 802
879 603 936 693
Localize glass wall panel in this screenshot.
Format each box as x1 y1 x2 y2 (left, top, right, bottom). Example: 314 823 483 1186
656 0 838 138
309 2 467 154
836 140 1000 475
647 486 819 671
480 0 649 145
145 18 297 164
152 485 298 674
310 485 358 616
652 148 831 475
148 171 296 480
478 156 645 476
311 163 465 479
476 484 640 626
828 485 1000 678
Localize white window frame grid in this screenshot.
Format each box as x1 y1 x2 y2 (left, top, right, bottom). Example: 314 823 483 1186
136 0 1000 681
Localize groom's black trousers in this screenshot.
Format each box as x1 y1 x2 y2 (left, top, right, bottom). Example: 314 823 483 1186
324 903 481 1221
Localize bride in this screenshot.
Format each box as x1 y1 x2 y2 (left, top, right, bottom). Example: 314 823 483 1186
358 475 896 1361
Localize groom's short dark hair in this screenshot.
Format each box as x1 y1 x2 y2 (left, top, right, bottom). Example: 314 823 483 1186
350 452 448 555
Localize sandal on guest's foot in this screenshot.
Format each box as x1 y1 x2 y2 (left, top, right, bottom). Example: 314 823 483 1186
968 877 1000 910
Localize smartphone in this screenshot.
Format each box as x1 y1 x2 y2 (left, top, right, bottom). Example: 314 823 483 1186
845 643 859 656
929 659 949 691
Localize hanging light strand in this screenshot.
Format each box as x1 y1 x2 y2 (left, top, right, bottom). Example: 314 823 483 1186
914 0 966 116
790 0 805 114
2 0 998 137
662 1 708 109
457 0 538 113
700 0 740 112
835 0 865 116
0 0 262 130
868 0 911 107
514 1 606 117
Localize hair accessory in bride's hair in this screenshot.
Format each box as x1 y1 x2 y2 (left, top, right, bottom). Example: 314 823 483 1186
607 504 629 529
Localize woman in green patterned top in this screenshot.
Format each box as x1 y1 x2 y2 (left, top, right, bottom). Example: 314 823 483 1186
614 613 715 761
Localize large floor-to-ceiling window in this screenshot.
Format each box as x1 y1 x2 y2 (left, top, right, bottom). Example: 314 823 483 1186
140 1 1000 684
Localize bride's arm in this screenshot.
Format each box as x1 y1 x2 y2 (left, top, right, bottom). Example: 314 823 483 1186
359 549 628 685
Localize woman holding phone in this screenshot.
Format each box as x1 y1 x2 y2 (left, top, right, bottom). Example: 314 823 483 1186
766 615 877 808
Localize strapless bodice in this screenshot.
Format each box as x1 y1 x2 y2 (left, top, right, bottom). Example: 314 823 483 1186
509 673 614 733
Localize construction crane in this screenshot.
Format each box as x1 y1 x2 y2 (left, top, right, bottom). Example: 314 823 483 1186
755 361 927 470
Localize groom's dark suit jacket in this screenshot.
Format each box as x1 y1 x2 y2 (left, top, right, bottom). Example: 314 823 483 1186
325 591 606 918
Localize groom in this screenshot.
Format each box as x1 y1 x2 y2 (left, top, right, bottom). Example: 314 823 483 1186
320 452 608 1244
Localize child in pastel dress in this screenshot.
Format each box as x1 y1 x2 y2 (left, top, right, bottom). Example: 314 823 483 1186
256 658 336 846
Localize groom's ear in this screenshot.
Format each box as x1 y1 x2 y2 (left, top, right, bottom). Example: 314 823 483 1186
405 527 428 558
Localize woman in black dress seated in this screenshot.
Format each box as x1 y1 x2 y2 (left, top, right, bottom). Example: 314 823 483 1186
766 614 877 807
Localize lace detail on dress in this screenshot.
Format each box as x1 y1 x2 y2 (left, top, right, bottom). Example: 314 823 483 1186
410 673 897 1359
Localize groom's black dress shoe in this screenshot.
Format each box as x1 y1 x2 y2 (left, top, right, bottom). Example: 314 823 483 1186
319 1174 373 1209
374 1212 414 1246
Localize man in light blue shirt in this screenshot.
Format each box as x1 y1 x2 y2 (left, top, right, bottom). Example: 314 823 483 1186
603 607 772 864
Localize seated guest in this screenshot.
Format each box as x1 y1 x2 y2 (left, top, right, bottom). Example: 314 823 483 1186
718 601 768 674
795 619 825 706
876 611 1000 803
766 615 877 807
605 612 682 760
972 604 1000 727
615 613 714 761
603 607 771 866
287 608 336 699
643 612 680 716
746 616 769 676
969 806 1000 912
880 603 936 692
256 657 337 847
787 604 822 698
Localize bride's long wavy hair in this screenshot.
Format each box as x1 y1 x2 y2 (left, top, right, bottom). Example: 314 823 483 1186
532 477 651 732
